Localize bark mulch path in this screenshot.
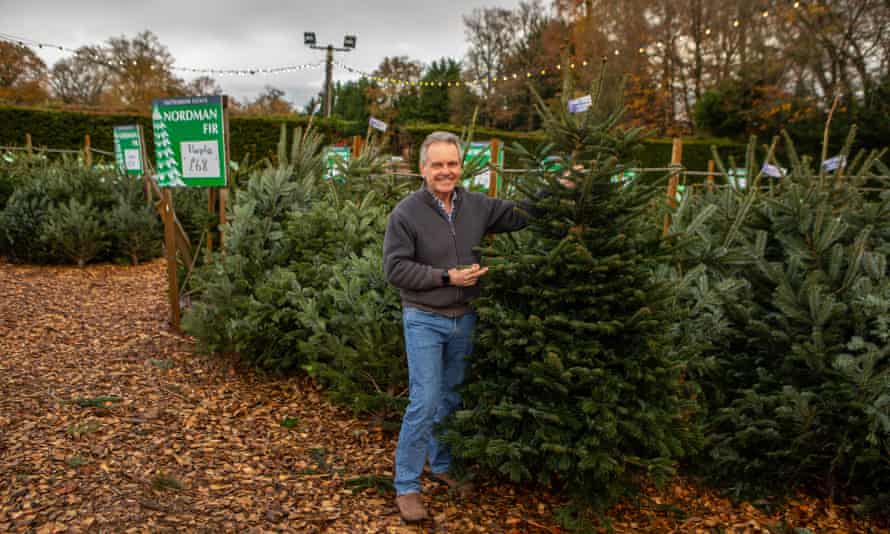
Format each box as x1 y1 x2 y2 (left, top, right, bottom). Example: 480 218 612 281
0 259 886 533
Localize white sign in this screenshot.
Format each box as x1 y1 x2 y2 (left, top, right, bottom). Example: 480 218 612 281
124 149 141 171
761 163 784 178
369 116 388 132
474 171 491 188
822 155 846 172
567 95 592 113
181 141 220 178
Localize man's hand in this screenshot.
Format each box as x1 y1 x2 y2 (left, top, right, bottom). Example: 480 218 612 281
448 264 489 287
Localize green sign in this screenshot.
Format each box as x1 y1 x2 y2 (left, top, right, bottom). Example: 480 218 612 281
151 95 227 188
325 146 351 181
113 125 144 176
463 142 503 193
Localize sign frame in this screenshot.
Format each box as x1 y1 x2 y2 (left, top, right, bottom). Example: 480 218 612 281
113 125 145 176
151 95 228 188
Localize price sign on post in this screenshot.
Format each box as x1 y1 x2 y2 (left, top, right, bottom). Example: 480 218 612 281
463 141 503 194
151 95 227 187
113 125 144 176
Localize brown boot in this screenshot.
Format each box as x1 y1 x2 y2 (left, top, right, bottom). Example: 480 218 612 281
429 472 475 498
395 492 427 522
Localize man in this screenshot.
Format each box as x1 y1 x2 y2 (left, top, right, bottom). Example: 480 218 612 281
383 131 531 522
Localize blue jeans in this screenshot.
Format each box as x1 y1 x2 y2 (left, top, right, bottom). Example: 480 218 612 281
394 306 477 495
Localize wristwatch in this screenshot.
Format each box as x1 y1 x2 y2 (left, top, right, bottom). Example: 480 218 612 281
441 270 450 286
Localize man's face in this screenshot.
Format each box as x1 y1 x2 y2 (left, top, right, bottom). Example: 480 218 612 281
420 142 462 196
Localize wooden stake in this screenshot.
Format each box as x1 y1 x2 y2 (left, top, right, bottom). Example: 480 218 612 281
84 134 92 167
207 188 217 255
489 138 500 198
162 189 181 331
662 137 683 236
25 133 32 156
351 135 363 157
218 188 228 250
707 159 715 192
138 124 152 205
146 177 192 269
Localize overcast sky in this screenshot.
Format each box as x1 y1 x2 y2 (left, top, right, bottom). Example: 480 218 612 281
3 0 528 110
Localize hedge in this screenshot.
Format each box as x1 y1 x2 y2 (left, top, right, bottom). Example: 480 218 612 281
0 106 364 165
0 105 745 181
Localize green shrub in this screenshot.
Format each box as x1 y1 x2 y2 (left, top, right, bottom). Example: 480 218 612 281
299 245 406 415
0 157 165 265
40 197 107 267
0 180 52 262
666 131 890 514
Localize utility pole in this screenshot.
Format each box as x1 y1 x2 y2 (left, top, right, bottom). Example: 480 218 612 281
304 33 356 118
324 46 334 118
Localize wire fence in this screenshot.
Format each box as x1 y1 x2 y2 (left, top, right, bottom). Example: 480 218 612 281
3 143 888 194
0 145 114 156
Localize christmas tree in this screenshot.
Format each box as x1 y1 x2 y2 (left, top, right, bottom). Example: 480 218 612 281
441 71 697 514
667 129 890 512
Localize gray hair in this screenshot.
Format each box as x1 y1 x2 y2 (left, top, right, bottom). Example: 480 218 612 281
419 131 462 167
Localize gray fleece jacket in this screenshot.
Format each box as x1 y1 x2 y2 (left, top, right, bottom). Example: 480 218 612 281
383 185 529 317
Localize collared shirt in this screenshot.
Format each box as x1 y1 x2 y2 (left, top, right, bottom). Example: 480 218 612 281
426 188 458 223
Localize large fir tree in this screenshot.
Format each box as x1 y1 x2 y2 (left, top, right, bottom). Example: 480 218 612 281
441 74 698 512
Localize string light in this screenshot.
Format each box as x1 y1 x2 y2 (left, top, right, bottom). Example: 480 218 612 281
0 33 323 76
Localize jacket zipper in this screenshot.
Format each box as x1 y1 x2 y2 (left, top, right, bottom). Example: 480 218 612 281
444 197 462 301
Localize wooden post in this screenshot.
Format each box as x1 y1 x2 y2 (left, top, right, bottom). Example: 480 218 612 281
489 138 500 198
138 124 152 205
25 133 32 156
84 134 92 167
219 95 232 252
662 137 683 236
162 189 181 331
207 188 217 254
218 188 228 250
351 135 363 157
706 160 715 192
146 177 192 269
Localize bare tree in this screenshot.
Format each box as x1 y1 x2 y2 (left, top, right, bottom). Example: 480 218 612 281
0 41 48 105
185 75 223 96
104 30 184 108
463 7 519 124
369 56 421 122
50 47 111 105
